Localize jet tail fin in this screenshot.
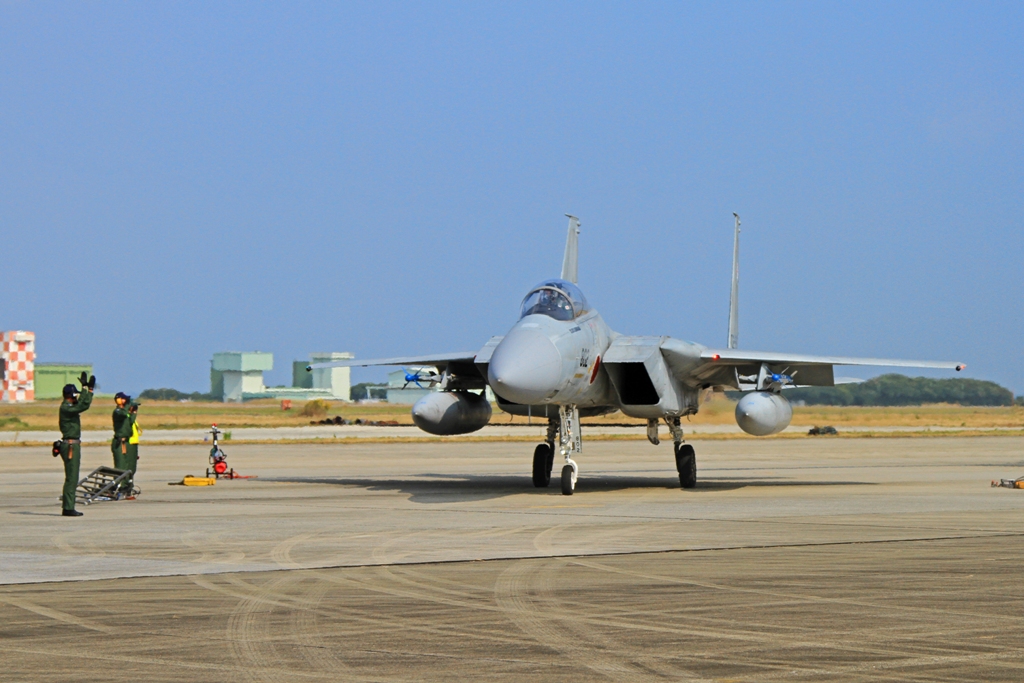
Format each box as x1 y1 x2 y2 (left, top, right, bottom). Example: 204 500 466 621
728 213 740 349
562 214 580 283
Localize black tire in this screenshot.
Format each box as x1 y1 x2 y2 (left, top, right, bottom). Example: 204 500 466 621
545 442 555 478
675 444 697 489
532 444 553 488
560 464 575 496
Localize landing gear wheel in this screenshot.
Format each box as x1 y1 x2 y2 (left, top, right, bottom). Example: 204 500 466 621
532 444 553 488
560 464 576 496
675 444 696 489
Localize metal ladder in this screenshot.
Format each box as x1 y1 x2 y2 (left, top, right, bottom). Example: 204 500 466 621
76 466 139 505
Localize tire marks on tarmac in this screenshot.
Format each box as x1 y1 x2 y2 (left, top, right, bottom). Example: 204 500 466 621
494 557 689 681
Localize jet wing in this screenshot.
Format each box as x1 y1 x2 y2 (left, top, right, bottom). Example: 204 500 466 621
307 352 478 370
307 349 491 391
683 348 965 390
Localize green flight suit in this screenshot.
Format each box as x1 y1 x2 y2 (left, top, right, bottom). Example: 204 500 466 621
59 389 93 511
111 405 132 472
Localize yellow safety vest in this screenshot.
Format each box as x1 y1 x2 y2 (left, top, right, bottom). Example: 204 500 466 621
129 421 142 445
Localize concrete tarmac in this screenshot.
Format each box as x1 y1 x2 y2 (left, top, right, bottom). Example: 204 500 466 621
1 437 1023 680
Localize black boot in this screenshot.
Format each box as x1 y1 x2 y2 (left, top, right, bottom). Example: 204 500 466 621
62 509 83 517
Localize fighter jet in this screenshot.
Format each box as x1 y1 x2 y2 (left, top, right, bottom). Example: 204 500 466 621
310 215 964 495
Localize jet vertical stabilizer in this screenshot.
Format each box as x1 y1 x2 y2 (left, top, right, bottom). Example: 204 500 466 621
728 213 740 349
562 214 580 284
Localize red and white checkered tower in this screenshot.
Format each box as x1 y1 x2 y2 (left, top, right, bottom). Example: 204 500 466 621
1 331 35 402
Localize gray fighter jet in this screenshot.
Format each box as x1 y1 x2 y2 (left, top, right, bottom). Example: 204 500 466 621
310 215 964 495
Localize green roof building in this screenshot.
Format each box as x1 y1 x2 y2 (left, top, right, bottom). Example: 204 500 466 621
35 363 93 400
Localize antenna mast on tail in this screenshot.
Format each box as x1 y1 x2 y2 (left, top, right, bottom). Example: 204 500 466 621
562 214 580 283
728 212 740 349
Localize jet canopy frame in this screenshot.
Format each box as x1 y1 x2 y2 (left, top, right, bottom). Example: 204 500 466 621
520 279 589 322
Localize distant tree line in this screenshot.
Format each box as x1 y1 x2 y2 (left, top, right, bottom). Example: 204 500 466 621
731 374 1015 407
139 388 217 401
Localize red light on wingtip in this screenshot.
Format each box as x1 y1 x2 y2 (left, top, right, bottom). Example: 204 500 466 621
712 354 721 361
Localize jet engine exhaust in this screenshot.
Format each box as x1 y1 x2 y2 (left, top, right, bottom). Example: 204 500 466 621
411 391 492 435
735 392 793 436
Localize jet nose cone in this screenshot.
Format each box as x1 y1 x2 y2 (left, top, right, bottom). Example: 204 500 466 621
488 326 562 404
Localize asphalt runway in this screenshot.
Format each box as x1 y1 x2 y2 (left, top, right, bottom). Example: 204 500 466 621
2 437 1023 681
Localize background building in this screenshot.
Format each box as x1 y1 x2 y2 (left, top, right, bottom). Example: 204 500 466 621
211 352 274 402
211 351 353 402
308 352 353 400
1 331 35 402
35 363 93 400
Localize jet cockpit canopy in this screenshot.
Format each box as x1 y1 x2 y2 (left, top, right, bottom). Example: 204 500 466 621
519 279 589 321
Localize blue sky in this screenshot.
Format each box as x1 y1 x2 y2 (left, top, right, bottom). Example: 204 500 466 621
2 2 1021 395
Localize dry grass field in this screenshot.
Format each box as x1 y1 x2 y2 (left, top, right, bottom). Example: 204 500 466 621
0 394 1020 431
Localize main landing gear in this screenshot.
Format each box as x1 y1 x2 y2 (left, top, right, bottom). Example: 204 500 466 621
531 405 581 495
531 418 557 488
650 416 697 489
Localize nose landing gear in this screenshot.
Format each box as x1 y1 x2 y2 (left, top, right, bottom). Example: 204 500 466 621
560 460 578 495
559 405 581 495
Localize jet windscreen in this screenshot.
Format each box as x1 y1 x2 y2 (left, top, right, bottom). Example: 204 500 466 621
519 279 588 321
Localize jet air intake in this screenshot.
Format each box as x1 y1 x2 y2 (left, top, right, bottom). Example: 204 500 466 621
411 391 492 435
735 392 793 436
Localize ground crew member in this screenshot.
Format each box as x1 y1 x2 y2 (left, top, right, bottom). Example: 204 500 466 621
111 392 136 492
126 400 141 491
59 373 95 517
